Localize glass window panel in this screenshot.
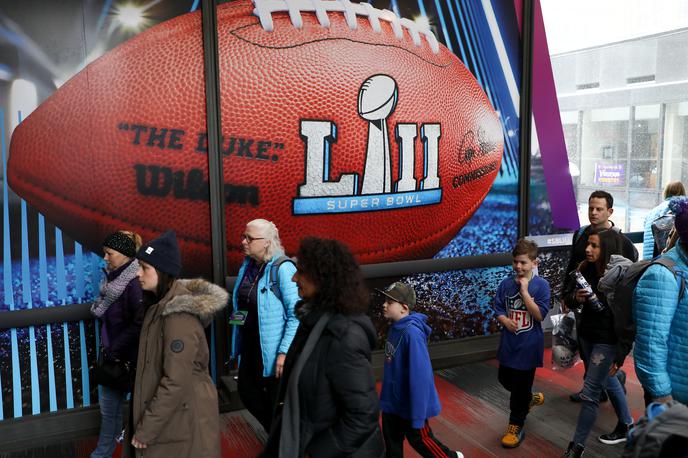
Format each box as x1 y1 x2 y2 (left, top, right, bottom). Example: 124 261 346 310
613 205 628 232
629 208 649 232
631 118 659 161
664 103 688 186
580 108 629 187
678 102 688 116
563 123 579 164
629 160 657 189
629 191 660 208
590 107 630 122
561 110 579 124
635 104 660 120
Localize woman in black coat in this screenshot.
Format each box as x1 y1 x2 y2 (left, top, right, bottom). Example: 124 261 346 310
263 237 384 458
561 229 633 458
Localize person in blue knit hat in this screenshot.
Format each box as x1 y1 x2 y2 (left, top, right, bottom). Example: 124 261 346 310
128 230 228 458
634 196 688 406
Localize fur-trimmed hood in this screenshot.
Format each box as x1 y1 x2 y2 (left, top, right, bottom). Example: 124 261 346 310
132 277 223 458
161 279 228 326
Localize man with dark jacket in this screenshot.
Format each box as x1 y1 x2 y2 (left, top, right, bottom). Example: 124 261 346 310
564 190 638 279
564 190 637 403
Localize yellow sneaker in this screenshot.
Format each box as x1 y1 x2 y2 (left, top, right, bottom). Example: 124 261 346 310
529 392 545 410
501 424 525 448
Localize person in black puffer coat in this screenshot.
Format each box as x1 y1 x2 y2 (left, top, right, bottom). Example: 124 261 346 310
263 237 384 458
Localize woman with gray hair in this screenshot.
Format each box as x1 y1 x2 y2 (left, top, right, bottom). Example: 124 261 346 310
230 219 300 431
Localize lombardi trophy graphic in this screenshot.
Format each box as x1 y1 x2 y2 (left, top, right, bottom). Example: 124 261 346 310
293 74 442 215
358 75 397 195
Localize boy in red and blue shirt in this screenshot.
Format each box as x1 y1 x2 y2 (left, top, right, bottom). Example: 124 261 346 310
494 239 551 448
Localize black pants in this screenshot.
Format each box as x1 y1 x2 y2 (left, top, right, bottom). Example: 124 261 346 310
498 365 536 427
382 412 454 458
238 357 279 432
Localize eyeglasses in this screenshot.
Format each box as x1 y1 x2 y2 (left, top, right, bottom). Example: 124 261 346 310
241 234 265 243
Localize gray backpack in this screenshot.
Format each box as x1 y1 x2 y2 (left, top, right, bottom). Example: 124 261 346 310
651 214 675 257
623 401 688 458
269 255 295 304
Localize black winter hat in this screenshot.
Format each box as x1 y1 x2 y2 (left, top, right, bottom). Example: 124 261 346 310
102 231 136 258
136 230 182 277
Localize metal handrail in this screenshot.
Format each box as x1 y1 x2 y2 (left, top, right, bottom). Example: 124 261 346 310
0 230 645 330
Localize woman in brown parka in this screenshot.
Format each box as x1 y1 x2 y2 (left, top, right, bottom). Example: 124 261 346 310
129 230 228 457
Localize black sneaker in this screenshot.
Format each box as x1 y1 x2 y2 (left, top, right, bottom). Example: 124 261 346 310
598 421 631 445
562 441 585 458
569 392 582 402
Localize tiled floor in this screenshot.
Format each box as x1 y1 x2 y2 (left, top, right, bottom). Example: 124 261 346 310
6 348 645 457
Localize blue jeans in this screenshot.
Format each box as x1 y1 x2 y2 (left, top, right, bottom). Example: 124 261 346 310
572 339 633 445
91 385 127 458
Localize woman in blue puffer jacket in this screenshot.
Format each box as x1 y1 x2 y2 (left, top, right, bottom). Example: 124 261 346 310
231 219 300 432
634 196 688 404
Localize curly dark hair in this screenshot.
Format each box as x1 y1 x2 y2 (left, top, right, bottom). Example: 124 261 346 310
296 237 369 314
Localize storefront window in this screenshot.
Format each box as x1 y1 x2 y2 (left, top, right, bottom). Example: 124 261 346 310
579 107 629 188
664 102 688 184
630 104 660 189
542 0 688 235
561 110 580 165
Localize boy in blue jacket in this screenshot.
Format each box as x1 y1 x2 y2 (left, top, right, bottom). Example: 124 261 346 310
379 281 463 458
494 238 550 448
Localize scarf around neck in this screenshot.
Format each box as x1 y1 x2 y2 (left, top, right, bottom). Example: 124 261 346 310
279 311 332 458
91 259 140 318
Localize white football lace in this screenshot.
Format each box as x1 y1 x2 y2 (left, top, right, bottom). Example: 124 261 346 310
252 0 440 54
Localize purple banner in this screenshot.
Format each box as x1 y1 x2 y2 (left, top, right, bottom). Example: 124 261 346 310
594 163 625 186
515 0 580 230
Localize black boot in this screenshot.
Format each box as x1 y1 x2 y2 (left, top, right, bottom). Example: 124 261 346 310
598 421 631 445
562 442 585 458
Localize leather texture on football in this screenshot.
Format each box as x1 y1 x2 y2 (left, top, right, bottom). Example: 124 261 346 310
8 0 504 274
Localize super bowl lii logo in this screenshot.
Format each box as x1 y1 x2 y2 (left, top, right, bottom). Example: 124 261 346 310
292 74 441 215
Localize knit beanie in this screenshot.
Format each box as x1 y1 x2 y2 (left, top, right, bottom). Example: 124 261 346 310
136 230 182 277
103 231 137 258
670 197 688 244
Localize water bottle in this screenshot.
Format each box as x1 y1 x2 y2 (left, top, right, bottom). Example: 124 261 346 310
570 270 605 312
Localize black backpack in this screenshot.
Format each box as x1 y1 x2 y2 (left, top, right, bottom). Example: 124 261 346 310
623 401 688 458
651 214 675 257
601 256 685 365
